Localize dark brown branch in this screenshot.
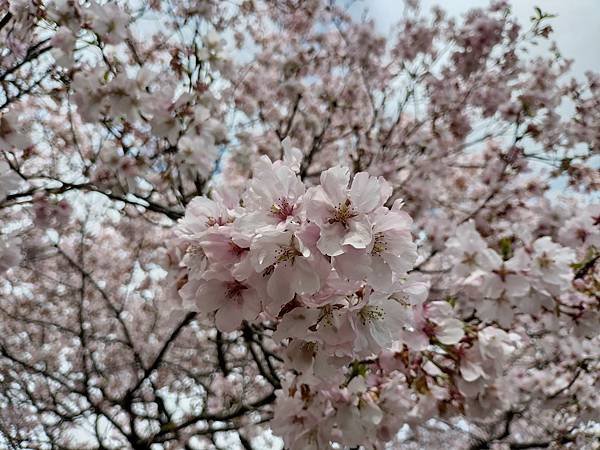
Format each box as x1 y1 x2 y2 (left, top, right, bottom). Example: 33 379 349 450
300 110 332 180
155 391 276 439
0 11 12 32
123 311 197 401
0 39 52 82
276 93 302 143
243 324 281 389
238 432 254 450
509 443 551 449
548 359 589 399
469 410 516 450
0 68 52 111
574 254 599 279
216 330 230 376
3 180 184 219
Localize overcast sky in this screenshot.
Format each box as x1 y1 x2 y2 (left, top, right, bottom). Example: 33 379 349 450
361 0 600 79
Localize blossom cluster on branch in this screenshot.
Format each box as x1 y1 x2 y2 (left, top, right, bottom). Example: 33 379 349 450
0 0 598 448
173 148 598 449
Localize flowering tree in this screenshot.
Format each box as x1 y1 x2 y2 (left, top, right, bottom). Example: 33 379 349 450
0 0 598 448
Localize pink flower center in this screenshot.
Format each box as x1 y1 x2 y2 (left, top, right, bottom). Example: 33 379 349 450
536 252 552 269
575 228 588 243
493 265 512 282
224 281 247 300
270 198 295 221
358 305 385 325
275 244 302 263
229 241 248 257
372 232 387 255
462 252 477 267
206 216 228 227
328 199 357 228
422 321 437 338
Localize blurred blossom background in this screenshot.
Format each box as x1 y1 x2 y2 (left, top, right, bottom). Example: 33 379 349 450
347 0 600 199
364 0 600 78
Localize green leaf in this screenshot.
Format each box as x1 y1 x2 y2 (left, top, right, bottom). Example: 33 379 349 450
499 237 513 261
446 296 457 308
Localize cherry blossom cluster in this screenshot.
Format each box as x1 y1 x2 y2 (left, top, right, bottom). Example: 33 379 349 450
444 211 599 333
1 0 599 447
176 146 419 335
271 325 520 449
174 151 529 448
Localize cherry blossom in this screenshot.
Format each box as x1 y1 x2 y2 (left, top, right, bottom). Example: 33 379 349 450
0 160 20 200
0 237 21 274
306 167 391 256
0 0 598 448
